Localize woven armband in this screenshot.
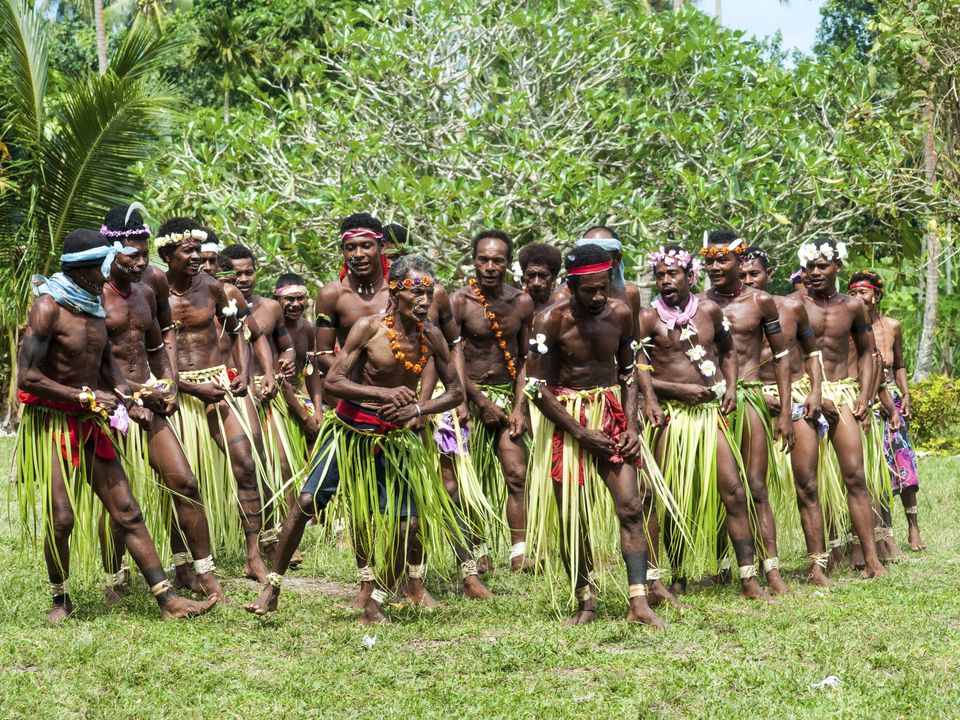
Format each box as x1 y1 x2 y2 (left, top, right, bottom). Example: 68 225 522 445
316 313 334 328
523 377 545 400
762 318 782 336
797 325 814 340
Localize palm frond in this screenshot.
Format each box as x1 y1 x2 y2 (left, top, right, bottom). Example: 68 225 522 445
110 14 184 80
0 0 49 149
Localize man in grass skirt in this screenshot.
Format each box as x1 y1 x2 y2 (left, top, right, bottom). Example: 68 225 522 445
245 254 469 624
525 244 675 627
16 228 215 622
638 245 770 601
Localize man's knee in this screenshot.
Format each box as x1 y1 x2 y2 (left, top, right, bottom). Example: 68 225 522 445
112 495 145 530
50 504 74 535
615 497 646 528
297 492 319 518
230 456 258 488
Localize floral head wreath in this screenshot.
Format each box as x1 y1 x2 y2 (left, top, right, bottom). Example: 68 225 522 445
388 275 434 291
647 247 702 276
797 240 848 266
700 238 745 258
155 228 208 250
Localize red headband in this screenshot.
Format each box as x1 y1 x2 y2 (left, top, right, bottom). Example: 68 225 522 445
849 281 883 293
340 228 383 242
567 261 612 276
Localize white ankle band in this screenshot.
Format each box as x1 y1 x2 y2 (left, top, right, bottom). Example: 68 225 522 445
265 572 282 588
739 564 757 580
358 565 375 582
171 551 193 567
259 528 280 544
150 579 172 597
459 560 478 579
106 564 130 588
50 580 68 596
904 506 918 515
828 538 843 549
193 555 216 575
473 543 490 559
408 563 427 580
646 566 662 581
575 585 592 602
809 552 830 569
370 588 388 605
510 542 526 560
762 557 780 574
628 583 647 598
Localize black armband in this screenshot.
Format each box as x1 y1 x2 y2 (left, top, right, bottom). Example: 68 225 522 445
852 322 872 334
716 326 730 341
439 313 453 326
797 325 814 341
316 312 334 328
276 326 289 337
156 298 170 315
893 363 906 371
618 335 633 350
236 307 251 320
761 318 782 336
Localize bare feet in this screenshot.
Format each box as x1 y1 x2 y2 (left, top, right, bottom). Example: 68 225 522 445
860 561 885 579
476 554 492 574
359 597 389 625
850 540 865 570
405 578 439 609
45 598 74 624
197 572 228 604
765 569 789 596
104 584 126 607
648 580 688 610
808 565 831 587
173 566 206 595
668 577 687 597
563 601 597 626
908 524 926 552
243 557 270 583
350 580 374 609
876 536 891 563
626 596 665 629
288 551 304 569
243 586 279 616
884 536 904 562
738 578 773 601
511 555 536 573
462 575 494 599
160 594 217 620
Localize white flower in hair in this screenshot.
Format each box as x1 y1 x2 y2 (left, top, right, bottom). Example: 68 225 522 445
679 327 696 342
699 360 717 377
797 243 818 266
835 242 848 261
686 345 706 361
817 243 834 261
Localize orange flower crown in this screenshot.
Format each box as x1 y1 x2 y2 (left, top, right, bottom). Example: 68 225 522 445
700 243 746 258
388 275 434 291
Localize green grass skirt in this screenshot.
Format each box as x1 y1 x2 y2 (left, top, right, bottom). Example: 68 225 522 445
647 399 749 580
256 383 309 529
527 386 685 609
310 412 471 585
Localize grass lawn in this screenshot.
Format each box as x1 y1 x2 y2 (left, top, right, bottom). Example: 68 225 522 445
1 436 958 719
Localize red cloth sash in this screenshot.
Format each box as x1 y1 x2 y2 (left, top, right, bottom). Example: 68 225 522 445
334 399 398 434
547 385 633 485
18 390 116 465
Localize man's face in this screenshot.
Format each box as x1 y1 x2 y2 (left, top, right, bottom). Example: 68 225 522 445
571 271 610 315
522 263 556 304
113 242 147 283
392 271 434 322
168 241 201 276
654 263 692 307
343 231 382 279
125 239 150 267
849 285 878 307
704 246 740 288
474 237 509 290
805 257 839 294
740 259 769 292
231 257 256 298
278 290 306 320
200 251 219 276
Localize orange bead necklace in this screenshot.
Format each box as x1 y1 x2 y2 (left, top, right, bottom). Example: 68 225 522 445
468 278 517 380
384 313 428 375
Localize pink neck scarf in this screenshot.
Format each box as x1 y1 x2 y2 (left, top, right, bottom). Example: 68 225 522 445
653 293 699 332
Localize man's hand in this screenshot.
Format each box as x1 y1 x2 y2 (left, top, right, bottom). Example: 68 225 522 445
852 396 870 421
677 383 716 406
380 402 418 425
477 398 508 427
91 389 120 413
128 404 154 429
774 414 795 452
507 406 527 439
764 393 781 417
185 381 227 405
278 354 296 378
259 375 278 400
888 408 902 432
381 386 417 408
617 429 641 462
803 392 821 421
821 397 839 425
642 398 665 428
721 384 737 416
899 394 911 419
230 375 248 397
577 427 616 459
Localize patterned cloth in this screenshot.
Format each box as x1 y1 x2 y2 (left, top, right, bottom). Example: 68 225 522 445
884 386 920 494
547 385 632 484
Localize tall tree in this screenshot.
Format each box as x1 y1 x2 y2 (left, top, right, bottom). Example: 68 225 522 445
93 0 107 73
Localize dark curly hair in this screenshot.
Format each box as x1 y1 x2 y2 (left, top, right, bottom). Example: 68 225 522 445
518 242 561 275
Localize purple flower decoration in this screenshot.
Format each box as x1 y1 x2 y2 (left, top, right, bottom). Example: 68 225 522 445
434 412 469 455
109 404 130 435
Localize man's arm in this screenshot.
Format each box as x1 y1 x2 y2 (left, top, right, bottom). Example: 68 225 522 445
758 294 795 450
507 293 534 437
314 285 339 375
271 302 296 376
17 298 90 404
714 304 738 415
323 317 413 408
891 320 910 418
851 300 876 420
794 301 822 419
154 271 179 377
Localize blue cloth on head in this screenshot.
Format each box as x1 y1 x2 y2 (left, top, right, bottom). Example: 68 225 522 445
32 272 106 318
575 237 625 286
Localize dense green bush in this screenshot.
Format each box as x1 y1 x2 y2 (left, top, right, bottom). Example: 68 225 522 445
908 375 960 453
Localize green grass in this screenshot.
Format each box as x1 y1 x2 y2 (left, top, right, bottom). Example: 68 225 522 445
1 437 959 719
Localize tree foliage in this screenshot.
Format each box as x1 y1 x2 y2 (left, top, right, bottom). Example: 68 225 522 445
140 0 949 287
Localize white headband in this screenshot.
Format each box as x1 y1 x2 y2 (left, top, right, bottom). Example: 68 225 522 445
200 242 219 254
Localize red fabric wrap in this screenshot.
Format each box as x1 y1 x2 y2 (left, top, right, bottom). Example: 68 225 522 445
18 390 116 465
334 399 398 434
566 261 612 276
547 385 633 485
226 368 239 383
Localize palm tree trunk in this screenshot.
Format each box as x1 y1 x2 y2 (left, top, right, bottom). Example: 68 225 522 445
223 82 230 125
914 92 938 380
94 0 108 75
